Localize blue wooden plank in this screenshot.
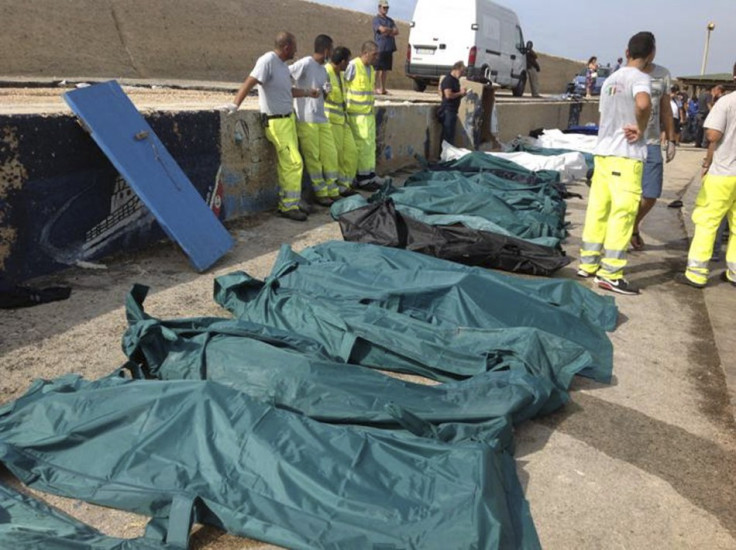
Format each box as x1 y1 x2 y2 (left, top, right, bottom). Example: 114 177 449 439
63 81 233 271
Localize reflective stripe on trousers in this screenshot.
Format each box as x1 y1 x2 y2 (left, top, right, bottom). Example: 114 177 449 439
296 122 340 198
578 241 603 273
579 155 643 279
264 115 303 212
686 174 736 285
347 113 376 175
330 122 357 188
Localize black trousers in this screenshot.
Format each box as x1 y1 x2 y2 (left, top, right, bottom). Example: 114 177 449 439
441 109 458 145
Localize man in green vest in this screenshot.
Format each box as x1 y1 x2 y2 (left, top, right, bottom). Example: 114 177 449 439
325 46 358 195
345 40 383 191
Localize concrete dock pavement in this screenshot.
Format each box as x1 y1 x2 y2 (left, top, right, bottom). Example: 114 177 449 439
520 143 736 548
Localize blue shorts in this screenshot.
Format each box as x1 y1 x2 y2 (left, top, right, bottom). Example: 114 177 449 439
641 144 663 199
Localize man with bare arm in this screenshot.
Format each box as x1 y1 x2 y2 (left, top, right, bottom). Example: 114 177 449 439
226 32 321 221
576 32 654 295
680 62 736 288
630 46 676 251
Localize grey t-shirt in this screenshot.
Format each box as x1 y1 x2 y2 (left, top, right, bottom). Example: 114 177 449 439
289 56 328 124
643 63 672 144
250 51 294 116
704 91 736 176
594 66 652 161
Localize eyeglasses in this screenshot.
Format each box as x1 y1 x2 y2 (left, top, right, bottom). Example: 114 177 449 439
380 5 389 9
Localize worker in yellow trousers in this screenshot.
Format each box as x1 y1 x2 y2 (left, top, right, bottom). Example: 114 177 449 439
290 34 341 206
227 32 321 221
345 40 382 191
681 74 736 289
325 46 358 194
577 32 654 295
264 116 305 213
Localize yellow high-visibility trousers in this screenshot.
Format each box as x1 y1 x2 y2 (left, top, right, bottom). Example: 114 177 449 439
297 122 340 198
264 115 303 212
686 174 736 285
579 155 643 279
330 122 358 190
347 113 376 178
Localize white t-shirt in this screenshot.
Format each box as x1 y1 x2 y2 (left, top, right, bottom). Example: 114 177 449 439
670 98 680 120
594 66 652 161
643 63 671 144
289 56 328 124
704 91 736 177
249 51 294 116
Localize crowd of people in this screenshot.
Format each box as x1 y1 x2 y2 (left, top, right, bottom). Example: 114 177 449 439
220 14 734 293
223 1 399 222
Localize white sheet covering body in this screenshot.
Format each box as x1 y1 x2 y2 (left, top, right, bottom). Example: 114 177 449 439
441 141 588 182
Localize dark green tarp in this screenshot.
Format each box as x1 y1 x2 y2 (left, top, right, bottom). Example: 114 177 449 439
0 374 539 549
0 483 169 549
123 284 568 432
331 179 564 249
295 242 616 332
214 242 616 383
296 241 618 334
404 170 567 223
424 151 562 187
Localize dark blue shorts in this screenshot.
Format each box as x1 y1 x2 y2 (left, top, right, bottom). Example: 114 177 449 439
642 144 663 199
374 51 393 71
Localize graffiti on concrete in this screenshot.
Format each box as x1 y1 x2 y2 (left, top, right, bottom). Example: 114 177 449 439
1 111 222 282
0 126 27 271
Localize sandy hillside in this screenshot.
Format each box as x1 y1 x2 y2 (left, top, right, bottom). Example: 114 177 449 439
0 0 581 94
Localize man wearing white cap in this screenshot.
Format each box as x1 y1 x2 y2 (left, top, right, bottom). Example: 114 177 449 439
372 0 399 95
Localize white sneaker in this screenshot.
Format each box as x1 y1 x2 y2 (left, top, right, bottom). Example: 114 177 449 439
594 275 640 295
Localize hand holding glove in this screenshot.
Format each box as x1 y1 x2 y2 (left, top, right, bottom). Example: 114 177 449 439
665 140 676 163
217 102 238 115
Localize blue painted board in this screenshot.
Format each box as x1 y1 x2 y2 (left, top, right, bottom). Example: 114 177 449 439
63 81 233 271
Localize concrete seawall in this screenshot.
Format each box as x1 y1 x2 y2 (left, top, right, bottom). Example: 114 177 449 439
0 95 597 282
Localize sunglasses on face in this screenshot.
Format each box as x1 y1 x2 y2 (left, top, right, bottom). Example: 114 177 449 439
380 5 389 9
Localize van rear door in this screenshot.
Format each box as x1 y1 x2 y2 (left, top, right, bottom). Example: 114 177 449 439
409 0 474 72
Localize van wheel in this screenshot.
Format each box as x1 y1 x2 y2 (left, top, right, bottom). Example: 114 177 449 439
412 79 427 92
512 72 526 97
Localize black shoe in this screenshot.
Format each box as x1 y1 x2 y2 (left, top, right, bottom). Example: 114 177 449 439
721 271 736 287
297 201 315 215
594 275 640 295
314 196 335 207
674 272 705 289
279 209 308 222
339 187 359 197
0 285 72 309
355 180 381 192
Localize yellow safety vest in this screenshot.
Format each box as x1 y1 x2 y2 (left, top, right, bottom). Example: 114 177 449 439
325 64 347 125
346 58 375 115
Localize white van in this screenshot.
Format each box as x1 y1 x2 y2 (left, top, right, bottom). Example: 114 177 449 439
405 0 528 96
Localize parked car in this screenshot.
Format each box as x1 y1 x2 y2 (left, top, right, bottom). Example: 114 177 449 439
405 0 528 96
567 66 612 96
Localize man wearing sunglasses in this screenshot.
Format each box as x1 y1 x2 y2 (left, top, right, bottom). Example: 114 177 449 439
372 0 399 95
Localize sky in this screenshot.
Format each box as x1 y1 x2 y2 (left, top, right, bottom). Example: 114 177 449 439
310 0 736 77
